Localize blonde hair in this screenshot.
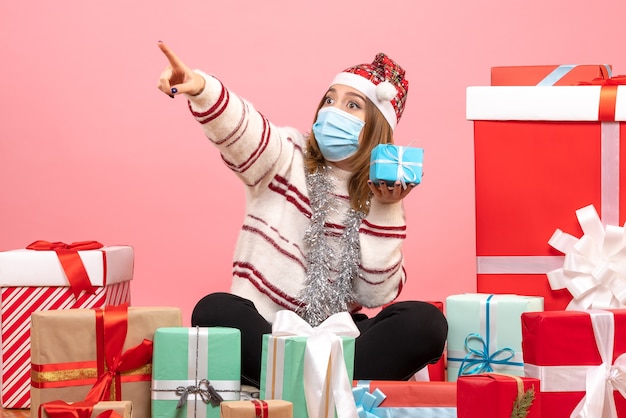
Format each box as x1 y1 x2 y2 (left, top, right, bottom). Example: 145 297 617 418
304 96 395 214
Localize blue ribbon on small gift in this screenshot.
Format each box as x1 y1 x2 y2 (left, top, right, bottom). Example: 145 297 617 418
352 386 386 418
449 294 524 377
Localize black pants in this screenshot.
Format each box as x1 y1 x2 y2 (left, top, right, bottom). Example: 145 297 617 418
191 292 448 387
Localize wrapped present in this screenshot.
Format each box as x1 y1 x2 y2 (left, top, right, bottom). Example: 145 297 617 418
446 293 543 381
353 380 457 418
30 304 182 418
467 74 626 310
220 400 293 418
38 400 132 418
369 144 423 188
522 309 626 417
0 241 133 408
260 310 358 418
456 373 540 418
151 327 241 418
491 64 612 86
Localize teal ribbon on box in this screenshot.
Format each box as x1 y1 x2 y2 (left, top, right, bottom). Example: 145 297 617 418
448 294 523 377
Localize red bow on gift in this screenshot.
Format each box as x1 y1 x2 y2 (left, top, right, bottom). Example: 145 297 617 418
83 304 154 403
577 75 626 121
39 400 124 418
26 240 104 298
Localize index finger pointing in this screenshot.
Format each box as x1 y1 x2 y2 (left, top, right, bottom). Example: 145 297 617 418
157 41 184 68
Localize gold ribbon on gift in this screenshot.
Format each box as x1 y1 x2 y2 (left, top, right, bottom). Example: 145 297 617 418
31 305 153 396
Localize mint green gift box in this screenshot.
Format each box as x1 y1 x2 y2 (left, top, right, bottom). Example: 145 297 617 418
446 293 543 382
260 334 355 418
369 144 424 187
151 327 241 418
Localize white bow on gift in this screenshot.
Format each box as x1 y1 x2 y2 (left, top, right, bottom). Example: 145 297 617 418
547 204 626 310
570 311 626 418
272 310 361 418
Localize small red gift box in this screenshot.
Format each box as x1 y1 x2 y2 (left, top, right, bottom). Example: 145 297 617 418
491 64 611 86
522 310 626 417
468 76 626 310
457 373 540 418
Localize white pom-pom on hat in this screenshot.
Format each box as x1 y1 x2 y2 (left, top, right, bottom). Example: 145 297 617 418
376 81 397 102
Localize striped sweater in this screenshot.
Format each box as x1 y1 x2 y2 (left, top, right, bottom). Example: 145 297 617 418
187 71 408 323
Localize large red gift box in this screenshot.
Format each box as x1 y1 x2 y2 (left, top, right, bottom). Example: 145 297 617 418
491 64 611 86
467 80 626 310
457 373 540 418
0 242 133 408
522 309 626 417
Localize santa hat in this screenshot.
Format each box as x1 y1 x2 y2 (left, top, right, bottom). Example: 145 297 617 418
330 53 409 131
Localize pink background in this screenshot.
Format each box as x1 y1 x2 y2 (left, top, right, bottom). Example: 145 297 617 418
2 1 625 325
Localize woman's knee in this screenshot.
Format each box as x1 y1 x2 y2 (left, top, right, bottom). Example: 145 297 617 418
191 292 255 326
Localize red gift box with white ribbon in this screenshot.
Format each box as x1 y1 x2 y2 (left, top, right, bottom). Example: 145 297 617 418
467 75 626 310
522 309 626 417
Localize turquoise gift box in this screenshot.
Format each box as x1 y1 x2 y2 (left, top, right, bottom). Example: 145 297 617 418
369 144 424 186
260 334 355 418
151 327 241 418
446 293 543 382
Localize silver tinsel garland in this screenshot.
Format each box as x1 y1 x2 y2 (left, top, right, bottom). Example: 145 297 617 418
298 166 366 326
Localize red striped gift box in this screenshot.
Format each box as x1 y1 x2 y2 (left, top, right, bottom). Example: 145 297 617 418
0 244 133 408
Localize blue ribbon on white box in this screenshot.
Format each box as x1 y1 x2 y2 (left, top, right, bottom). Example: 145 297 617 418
447 294 524 378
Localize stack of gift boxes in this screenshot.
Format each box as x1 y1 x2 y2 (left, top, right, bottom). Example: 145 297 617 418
1 63 626 418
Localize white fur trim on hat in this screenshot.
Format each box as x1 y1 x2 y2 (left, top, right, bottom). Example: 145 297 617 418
376 81 397 101
330 72 397 130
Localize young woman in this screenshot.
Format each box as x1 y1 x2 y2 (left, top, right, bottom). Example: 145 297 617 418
156 42 448 388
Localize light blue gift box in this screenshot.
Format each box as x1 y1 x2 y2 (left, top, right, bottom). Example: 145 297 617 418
369 144 423 187
151 327 241 418
446 293 543 382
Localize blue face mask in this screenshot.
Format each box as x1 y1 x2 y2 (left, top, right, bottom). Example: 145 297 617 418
312 107 365 162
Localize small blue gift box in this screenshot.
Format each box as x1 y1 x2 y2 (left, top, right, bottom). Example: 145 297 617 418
369 144 424 187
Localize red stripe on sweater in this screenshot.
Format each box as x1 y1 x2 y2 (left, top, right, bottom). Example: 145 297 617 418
221 115 271 174
362 218 406 232
360 230 406 239
214 98 248 145
240 224 306 269
188 81 229 122
267 177 311 218
247 214 305 258
233 261 303 308
273 175 310 207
